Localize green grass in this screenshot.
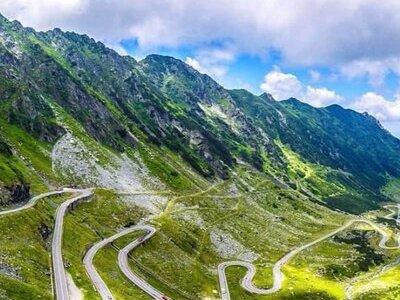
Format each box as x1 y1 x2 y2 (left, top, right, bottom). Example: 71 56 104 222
1 19 400 299
28 36 75 75
0 117 57 194
93 232 151 300
284 217 400 299
383 178 400 201
277 140 346 198
137 143 206 191
44 99 115 167
0 189 148 299
0 140 399 299
62 189 149 299
0 193 72 299
352 264 400 299
0 164 399 299
104 167 350 299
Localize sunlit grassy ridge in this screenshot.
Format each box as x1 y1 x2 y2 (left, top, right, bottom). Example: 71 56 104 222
277 141 346 197
383 178 400 202
351 264 400 299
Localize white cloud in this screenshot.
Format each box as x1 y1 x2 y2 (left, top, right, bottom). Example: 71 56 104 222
185 47 235 79
341 58 400 87
260 69 342 107
105 42 128 56
351 92 400 122
309 70 321 82
185 57 202 72
260 69 303 100
259 69 400 136
3 0 400 71
0 0 88 29
3 0 400 136
304 86 343 107
350 92 400 136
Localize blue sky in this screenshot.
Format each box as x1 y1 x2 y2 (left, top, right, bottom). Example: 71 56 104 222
122 37 399 99
2 0 400 136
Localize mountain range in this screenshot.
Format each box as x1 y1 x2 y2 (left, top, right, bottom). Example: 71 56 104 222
1 13 400 300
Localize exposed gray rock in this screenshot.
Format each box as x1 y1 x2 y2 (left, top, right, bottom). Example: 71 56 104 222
0 184 30 207
0 263 20 280
210 228 259 262
52 133 163 191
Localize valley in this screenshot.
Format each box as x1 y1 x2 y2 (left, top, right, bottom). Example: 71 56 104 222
2 171 400 299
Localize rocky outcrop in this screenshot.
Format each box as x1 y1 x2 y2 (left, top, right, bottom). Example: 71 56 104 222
8 184 30 204
0 184 30 206
38 222 52 241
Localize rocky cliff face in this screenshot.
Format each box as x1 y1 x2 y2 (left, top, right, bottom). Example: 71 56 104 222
0 13 399 212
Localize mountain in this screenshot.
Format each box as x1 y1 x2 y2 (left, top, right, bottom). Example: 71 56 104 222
1 13 400 210
1 13 400 299
230 90 400 211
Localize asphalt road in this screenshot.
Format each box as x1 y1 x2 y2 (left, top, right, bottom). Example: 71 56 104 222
52 188 93 300
383 204 400 225
218 208 400 300
0 188 93 300
84 228 130 300
6 186 398 300
84 224 169 300
0 190 66 216
118 225 170 300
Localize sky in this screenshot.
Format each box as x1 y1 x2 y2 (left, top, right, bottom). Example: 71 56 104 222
2 0 400 136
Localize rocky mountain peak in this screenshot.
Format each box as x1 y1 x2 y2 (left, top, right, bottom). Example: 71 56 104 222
259 92 275 102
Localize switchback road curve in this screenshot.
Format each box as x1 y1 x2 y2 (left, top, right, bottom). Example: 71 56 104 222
218 207 400 300
84 224 170 300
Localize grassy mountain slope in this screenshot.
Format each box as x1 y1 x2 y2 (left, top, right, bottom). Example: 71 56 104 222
1 14 399 211
230 90 400 212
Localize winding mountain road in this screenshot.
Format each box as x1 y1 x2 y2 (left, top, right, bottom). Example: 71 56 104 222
383 204 400 225
4 186 399 300
84 224 169 300
52 188 93 300
84 227 136 300
218 208 400 300
83 185 224 299
0 188 93 300
118 225 170 300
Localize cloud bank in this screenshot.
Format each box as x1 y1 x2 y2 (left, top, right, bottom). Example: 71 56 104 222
3 1 400 66
259 69 400 136
260 69 343 107
351 93 400 136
